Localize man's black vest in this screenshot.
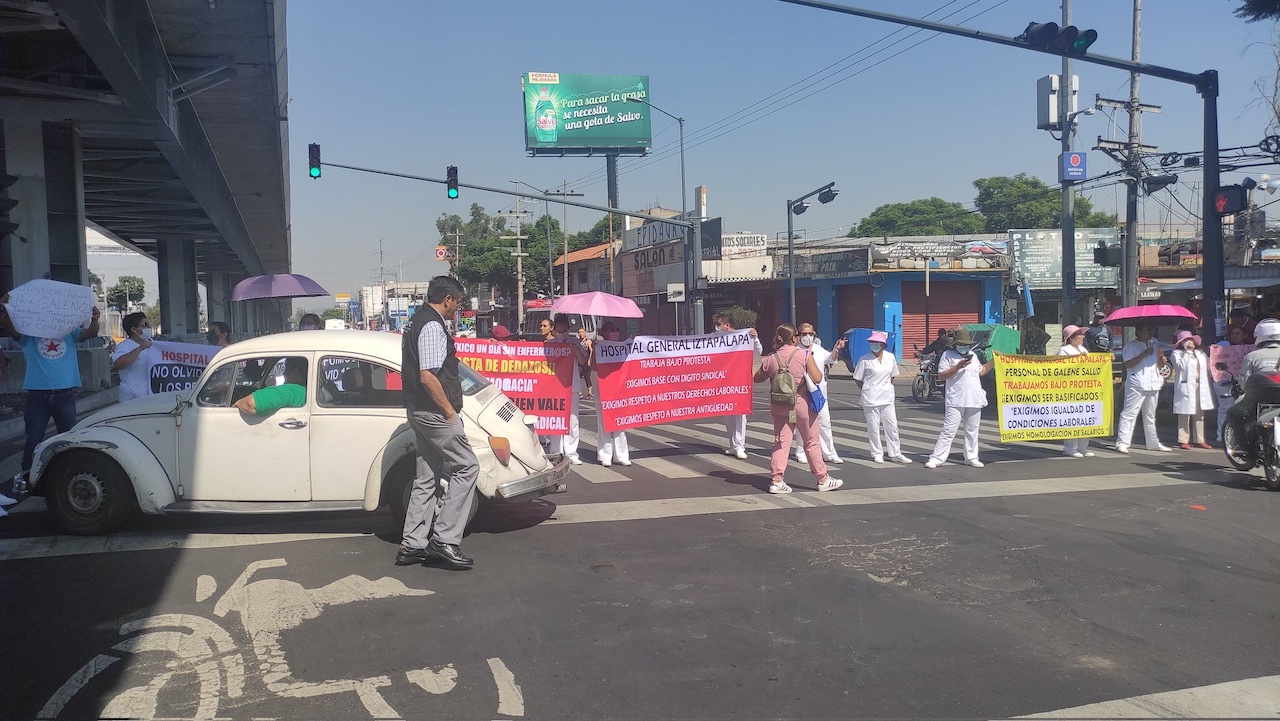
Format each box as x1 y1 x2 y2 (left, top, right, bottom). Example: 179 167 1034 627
403 304 463 414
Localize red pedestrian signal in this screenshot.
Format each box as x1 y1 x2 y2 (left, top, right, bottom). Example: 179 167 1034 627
1213 185 1248 216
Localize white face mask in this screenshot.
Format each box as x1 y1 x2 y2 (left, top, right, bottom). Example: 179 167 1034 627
140 328 154 340
869 342 884 353
955 345 971 354
1183 341 1195 350
799 335 814 348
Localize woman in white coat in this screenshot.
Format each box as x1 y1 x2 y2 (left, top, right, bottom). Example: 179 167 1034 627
1170 330 1215 449
1057 325 1095 458
853 331 911 463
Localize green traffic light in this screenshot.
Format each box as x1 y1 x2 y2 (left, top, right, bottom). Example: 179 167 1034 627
447 187 458 199
309 166 321 178
1071 29 1097 54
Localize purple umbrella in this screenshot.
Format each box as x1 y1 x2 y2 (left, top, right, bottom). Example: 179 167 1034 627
231 274 329 301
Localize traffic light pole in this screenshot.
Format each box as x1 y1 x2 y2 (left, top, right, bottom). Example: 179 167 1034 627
1059 0 1076 327
776 0 1224 340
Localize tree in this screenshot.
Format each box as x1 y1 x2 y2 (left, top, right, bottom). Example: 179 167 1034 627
88 271 103 298
320 307 345 322
1235 0 1280 22
568 214 621 251
106 275 145 311
144 304 162 335
1252 24 1280 135
849 197 985 237
972 174 1116 232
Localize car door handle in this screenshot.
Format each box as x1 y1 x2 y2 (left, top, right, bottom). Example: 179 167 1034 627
279 419 308 429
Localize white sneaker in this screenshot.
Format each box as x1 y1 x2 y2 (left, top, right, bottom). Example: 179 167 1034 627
794 453 806 464
1115 445 1129 454
0 492 16 507
601 460 612 467
827 456 845 464
967 459 985 468
891 455 913 465
924 459 941 469
817 476 843 492
1083 451 1095 457
1155 444 1173 452
1065 451 1084 458
568 456 583 465
768 482 793 494
734 449 747 460
872 455 885 463
617 460 632 467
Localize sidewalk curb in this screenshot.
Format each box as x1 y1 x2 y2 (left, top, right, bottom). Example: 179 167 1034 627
0 387 119 445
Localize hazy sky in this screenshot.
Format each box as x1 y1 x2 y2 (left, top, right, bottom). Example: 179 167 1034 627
250 2 1279 310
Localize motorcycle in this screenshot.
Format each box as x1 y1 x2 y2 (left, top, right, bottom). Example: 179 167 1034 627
912 343 945 402
1217 361 1280 490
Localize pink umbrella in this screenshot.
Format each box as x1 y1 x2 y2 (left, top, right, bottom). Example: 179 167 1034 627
231 273 329 301
549 291 644 318
1103 304 1198 327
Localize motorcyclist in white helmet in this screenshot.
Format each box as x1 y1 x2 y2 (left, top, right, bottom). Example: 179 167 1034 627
1224 318 1280 458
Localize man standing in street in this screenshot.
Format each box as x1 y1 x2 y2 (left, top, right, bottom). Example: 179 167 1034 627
397 275 479 570
0 292 100 508
716 312 762 459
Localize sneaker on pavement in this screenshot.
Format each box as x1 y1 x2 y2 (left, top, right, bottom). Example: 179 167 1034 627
794 453 806 464
967 459 985 468
872 454 884 464
617 460 632 467
734 449 748 460
1082 451 1096 457
1155 444 1173 452
924 459 941 469
817 476 843 492
826 456 845 464
0 492 17 507
1177 443 1192 450
768 482 793 494
1115 445 1130 454
1066 451 1084 458
568 456 583 465
891 455 913 465
1197 443 1213 449
601 460 612 467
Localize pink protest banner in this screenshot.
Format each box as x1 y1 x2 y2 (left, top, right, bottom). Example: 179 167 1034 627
595 330 755 432
454 339 575 435
1209 343 1256 382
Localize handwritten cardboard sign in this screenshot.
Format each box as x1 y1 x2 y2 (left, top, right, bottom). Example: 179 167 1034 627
4 279 95 339
1209 343 1256 383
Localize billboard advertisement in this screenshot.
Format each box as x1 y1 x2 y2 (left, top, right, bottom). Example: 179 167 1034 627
1010 228 1120 290
523 72 652 155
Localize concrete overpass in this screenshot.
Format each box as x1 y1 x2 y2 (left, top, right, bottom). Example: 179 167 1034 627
0 0 292 335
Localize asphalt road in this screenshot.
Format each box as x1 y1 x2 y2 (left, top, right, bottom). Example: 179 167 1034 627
2 375 1278 720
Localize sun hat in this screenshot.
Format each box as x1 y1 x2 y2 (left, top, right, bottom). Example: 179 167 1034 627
952 328 974 345
1174 330 1196 346
868 331 888 343
1062 325 1085 342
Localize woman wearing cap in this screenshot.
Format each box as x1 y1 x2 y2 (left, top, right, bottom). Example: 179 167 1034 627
924 327 994 469
853 330 911 464
1115 323 1172 453
1171 330 1215 449
1058 325 1095 458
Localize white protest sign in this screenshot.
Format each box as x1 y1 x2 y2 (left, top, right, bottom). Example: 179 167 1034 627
4 279 95 339
145 341 217 395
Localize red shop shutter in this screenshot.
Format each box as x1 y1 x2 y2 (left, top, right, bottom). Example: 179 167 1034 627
901 280 981 355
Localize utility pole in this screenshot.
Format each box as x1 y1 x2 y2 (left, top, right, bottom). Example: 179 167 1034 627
452 229 462 272
500 184 531 329
545 182 583 294
378 238 388 330
1096 0 1161 315
1059 0 1077 327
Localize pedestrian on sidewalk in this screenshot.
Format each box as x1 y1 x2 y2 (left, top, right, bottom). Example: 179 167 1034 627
925 328 993 469
0 292 100 509
1171 330 1215 449
547 314 589 466
1058 325 1095 458
1115 322 1172 454
793 323 845 465
716 312 762 459
853 331 911 464
1214 324 1249 442
397 275 479 570
111 312 154 403
754 323 842 494
594 321 631 467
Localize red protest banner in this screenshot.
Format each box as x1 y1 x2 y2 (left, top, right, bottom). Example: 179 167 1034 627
454 339 575 435
595 330 755 432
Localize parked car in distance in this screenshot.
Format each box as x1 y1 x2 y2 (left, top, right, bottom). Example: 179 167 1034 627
30 331 569 535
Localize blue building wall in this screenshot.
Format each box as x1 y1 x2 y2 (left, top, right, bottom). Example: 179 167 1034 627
790 272 1005 343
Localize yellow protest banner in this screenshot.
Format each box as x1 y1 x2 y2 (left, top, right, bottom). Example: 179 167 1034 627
993 352 1114 442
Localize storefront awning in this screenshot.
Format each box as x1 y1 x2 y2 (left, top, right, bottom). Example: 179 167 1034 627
1159 277 1280 292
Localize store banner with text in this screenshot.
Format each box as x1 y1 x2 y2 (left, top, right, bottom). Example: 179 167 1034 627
993 353 1114 442
455 339 575 435
147 341 217 395
595 330 754 432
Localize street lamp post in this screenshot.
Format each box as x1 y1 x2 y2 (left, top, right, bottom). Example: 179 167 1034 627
785 182 839 323
626 96 700 332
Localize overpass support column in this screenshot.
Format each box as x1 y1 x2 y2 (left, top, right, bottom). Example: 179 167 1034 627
157 238 199 338
206 271 231 324
227 273 248 335
0 120 86 291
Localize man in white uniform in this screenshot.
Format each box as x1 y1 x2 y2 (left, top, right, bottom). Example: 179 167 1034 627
717 312 762 459
925 328 994 468
853 330 911 464
1114 322 1172 453
793 323 845 464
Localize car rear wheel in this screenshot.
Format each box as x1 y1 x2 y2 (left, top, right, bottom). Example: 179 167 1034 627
44 451 138 536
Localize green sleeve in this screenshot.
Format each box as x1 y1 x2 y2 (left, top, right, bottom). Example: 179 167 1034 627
250 384 307 415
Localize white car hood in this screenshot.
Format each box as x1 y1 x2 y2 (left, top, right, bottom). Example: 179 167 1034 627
78 391 184 428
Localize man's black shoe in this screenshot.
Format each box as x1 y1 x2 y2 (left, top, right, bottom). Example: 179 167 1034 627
394 546 432 566
426 539 474 570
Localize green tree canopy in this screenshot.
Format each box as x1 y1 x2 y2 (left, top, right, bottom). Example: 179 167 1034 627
1235 0 1280 22
568 213 622 252
320 307 346 322
972 174 1116 232
106 275 145 311
849 197 985 238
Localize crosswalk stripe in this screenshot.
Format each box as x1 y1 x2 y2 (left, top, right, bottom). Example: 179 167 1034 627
570 463 631 484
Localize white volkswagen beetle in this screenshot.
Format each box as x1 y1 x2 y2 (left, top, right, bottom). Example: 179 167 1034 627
29 331 569 535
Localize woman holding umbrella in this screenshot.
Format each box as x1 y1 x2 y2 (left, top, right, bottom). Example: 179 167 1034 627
1115 322 1172 453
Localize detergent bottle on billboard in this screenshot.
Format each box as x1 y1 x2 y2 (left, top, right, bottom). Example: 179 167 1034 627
534 86 557 144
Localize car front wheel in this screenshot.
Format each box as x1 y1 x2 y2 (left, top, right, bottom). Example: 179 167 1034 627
43 451 138 536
